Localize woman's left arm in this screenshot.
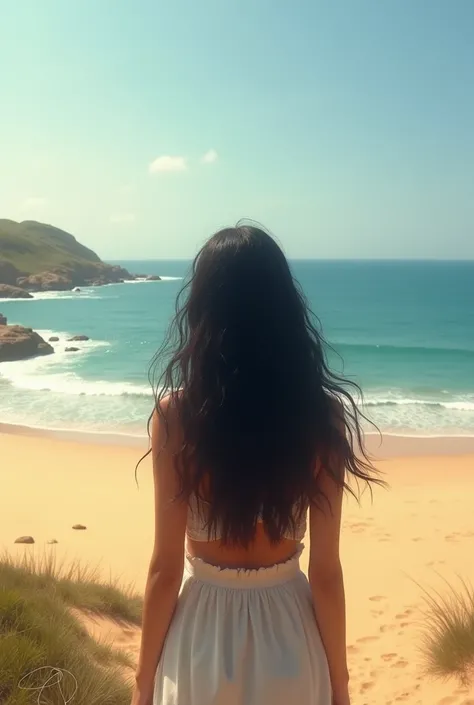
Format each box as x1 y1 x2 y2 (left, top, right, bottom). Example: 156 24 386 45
131 404 187 705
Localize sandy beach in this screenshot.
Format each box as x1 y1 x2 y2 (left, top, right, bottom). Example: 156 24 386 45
1 426 474 704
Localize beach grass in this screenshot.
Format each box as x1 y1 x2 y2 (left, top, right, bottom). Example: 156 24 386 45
0 550 143 704
420 577 474 686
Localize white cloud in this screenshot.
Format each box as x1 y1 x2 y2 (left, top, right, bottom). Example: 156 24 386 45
110 213 136 224
23 196 47 210
149 155 187 173
201 149 218 164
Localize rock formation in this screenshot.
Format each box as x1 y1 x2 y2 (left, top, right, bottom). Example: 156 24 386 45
0 219 145 293
0 284 33 299
0 325 55 363
14 536 35 544
17 272 73 292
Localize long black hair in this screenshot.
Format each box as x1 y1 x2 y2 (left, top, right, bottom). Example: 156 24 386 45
146 224 380 546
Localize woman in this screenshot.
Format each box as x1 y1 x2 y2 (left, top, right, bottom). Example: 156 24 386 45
131 225 379 705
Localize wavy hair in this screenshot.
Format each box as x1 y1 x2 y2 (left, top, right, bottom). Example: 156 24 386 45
145 224 381 546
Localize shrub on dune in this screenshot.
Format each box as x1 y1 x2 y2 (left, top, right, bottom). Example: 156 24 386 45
420 577 474 687
0 551 142 705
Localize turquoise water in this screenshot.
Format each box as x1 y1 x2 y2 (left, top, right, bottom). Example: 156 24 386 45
1 260 473 437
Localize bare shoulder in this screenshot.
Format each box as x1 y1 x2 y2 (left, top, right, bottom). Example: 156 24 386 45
151 394 182 452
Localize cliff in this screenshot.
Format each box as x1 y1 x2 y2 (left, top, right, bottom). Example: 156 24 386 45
0 220 146 294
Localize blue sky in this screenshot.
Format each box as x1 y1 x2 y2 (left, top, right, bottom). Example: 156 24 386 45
1 1 473 259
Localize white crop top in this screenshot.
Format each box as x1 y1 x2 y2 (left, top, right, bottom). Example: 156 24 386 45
186 494 307 542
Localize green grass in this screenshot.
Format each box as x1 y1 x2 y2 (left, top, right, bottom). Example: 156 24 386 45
420 576 474 687
0 219 100 275
0 551 144 705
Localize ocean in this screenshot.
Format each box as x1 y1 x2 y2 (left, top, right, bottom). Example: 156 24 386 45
1 260 473 438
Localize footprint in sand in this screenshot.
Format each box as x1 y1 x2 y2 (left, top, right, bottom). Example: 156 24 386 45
369 595 387 602
438 698 458 705
396 609 414 620
412 537 423 542
357 635 380 644
381 653 398 662
360 682 374 693
349 522 372 533
380 623 397 633
347 645 359 654
392 660 409 669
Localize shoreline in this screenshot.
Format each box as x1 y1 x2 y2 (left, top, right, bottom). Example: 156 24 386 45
2 420 474 457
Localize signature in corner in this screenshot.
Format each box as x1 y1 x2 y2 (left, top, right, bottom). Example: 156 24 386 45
18 666 78 704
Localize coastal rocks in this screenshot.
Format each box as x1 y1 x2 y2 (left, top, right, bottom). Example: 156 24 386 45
0 325 54 363
14 536 35 544
72 524 87 530
65 347 80 352
89 276 110 287
135 273 162 281
1 220 156 294
17 271 73 292
70 263 133 288
1 261 152 294
14 263 135 292
67 335 89 342
104 265 132 282
0 313 7 326
49 336 59 342
0 284 33 299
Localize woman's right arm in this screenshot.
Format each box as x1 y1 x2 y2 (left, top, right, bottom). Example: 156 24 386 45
308 466 350 705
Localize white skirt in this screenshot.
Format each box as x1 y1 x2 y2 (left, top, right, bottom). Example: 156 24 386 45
153 545 332 705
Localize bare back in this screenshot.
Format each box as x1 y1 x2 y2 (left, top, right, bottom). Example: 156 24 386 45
187 523 303 569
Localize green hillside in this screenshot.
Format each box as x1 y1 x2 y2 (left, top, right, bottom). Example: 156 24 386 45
0 219 101 275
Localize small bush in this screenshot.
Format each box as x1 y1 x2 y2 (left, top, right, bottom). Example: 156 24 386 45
0 551 142 704
420 577 474 686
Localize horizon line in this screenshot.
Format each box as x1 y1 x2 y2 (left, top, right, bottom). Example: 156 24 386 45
106 256 474 263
